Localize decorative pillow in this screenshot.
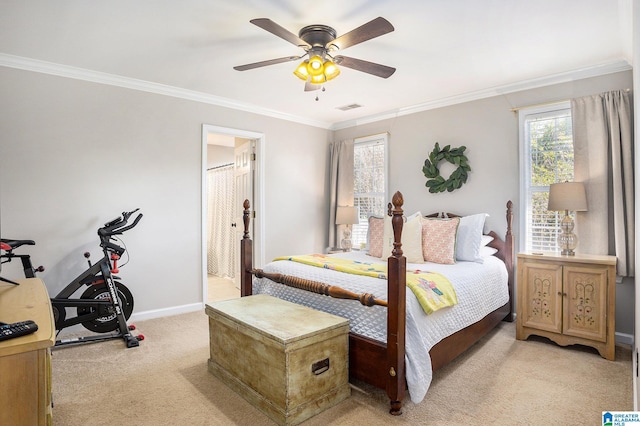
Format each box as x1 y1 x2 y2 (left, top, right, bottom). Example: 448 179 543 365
367 215 385 257
381 213 424 263
456 213 489 263
422 217 460 264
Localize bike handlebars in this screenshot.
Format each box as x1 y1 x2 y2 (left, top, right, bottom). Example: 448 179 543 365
112 213 143 236
98 209 142 238
98 209 142 256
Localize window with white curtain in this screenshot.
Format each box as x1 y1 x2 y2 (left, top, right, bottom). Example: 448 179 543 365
519 102 574 252
352 133 388 249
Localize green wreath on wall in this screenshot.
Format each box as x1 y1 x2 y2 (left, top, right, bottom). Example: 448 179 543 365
422 142 471 193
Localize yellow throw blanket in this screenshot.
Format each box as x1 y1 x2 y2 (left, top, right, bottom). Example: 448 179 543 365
274 254 458 315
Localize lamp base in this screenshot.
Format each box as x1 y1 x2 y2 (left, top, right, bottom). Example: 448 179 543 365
341 227 353 252
557 212 578 256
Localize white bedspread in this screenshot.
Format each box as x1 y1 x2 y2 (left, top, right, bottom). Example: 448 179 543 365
252 250 509 403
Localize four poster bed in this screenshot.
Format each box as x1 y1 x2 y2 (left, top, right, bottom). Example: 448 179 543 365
240 191 514 415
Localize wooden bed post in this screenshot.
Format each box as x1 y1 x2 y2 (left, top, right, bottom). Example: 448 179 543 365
504 200 514 321
386 191 406 415
240 199 253 297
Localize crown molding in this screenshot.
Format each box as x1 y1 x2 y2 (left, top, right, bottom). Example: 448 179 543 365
0 53 333 130
330 59 632 130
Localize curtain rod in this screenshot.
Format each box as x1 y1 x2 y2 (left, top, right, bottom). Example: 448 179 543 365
510 99 569 113
510 88 632 113
207 162 233 171
352 131 390 143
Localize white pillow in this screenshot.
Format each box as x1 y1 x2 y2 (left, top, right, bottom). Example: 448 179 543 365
481 235 494 247
381 213 424 263
456 213 489 263
480 246 498 257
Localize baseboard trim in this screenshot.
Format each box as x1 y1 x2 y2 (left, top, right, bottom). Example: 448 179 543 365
616 332 634 347
130 302 203 322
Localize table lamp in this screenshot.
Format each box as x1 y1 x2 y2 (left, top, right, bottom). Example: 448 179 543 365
335 206 359 251
547 182 588 256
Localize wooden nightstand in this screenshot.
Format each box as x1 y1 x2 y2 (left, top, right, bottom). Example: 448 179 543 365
516 252 616 360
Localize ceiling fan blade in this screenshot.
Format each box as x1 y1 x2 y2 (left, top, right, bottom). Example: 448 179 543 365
250 18 311 48
329 17 394 50
304 82 321 92
234 56 301 71
334 55 396 78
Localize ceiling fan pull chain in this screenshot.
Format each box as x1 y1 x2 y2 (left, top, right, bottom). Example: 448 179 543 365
315 86 326 101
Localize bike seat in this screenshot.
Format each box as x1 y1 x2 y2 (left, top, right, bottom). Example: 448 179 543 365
0 239 35 250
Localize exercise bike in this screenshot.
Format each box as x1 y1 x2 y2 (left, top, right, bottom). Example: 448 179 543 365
0 209 143 348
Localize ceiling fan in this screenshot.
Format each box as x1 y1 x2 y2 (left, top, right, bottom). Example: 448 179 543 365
233 17 396 91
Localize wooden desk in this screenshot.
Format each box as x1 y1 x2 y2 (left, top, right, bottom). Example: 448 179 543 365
0 278 55 425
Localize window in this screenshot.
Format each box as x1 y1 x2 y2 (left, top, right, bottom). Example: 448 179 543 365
352 133 388 249
519 102 574 252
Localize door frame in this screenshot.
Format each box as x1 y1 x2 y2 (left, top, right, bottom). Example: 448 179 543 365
634 0 640 409
201 124 265 303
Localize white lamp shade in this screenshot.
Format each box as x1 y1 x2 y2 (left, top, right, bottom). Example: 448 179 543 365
548 182 588 212
336 206 359 225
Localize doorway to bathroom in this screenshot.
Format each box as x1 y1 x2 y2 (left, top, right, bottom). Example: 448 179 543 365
201 124 264 303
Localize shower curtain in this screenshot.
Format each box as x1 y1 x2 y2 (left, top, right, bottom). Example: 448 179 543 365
207 165 236 278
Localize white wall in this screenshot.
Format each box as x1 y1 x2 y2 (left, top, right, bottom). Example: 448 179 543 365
333 70 634 337
0 66 331 318
335 97 518 233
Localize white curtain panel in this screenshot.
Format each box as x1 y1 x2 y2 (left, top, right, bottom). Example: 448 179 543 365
572 90 634 277
207 166 236 278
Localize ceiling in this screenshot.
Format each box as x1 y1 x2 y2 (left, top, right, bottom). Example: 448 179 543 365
0 1 632 129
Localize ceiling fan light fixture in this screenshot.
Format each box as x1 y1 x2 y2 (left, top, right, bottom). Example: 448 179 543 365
307 55 325 76
310 73 326 84
293 60 310 81
323 60 340 81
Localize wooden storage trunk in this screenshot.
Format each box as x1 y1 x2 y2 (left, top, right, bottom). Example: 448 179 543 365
206 294 350 425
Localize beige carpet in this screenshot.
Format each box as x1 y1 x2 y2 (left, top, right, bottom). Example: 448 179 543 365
51 311 632 425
